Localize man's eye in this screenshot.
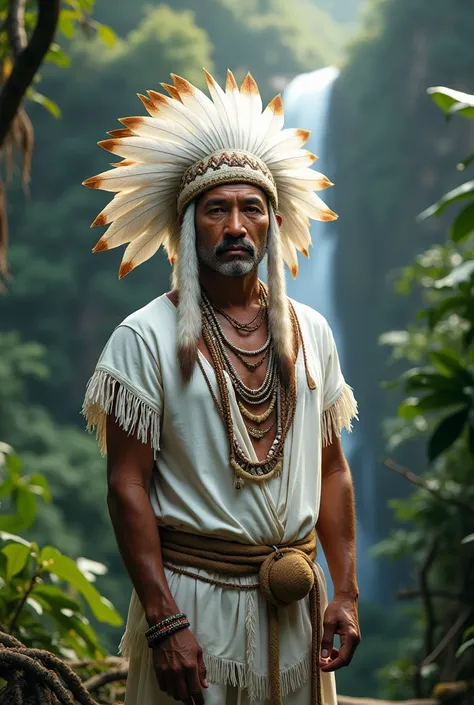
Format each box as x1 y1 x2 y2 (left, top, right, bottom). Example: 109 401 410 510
209 207 224 214
246 206 259 213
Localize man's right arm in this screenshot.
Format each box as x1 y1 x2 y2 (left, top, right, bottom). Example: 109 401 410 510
106 415 208 703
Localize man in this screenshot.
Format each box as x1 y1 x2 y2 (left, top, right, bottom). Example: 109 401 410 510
83 69 360 705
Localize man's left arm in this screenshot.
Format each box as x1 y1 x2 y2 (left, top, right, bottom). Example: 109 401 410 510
316 437 361 672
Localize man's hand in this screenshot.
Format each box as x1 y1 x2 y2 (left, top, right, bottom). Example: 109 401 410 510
319 594 360 672
153 628 209 703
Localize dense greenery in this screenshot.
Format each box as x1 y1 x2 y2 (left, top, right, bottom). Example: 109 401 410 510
374 87 474 701
0 443 121 666
330 0 474 575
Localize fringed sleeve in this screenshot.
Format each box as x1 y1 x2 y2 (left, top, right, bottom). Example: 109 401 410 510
321 383 358 447
82 325 163 457
321 317 358 447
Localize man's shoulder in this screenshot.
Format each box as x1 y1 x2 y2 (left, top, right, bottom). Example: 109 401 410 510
289 297 329 336
119 294 176 338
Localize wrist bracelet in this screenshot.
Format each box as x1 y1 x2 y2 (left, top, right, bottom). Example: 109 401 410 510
147 618 190 648
145 613 186 639
145 613 189 645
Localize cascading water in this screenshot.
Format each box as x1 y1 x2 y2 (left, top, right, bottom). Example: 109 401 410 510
283 67 375 598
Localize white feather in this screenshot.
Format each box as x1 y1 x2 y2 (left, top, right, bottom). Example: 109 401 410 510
204 70 235 147
265 149 317 170
97 200 174 250
120 222 171 272
97 186 167 224
260 129 310 161
85 163 182 192
275 168 332 192
122 118 208 161
102 137 195 166
147 92 218 154
171 75 227 151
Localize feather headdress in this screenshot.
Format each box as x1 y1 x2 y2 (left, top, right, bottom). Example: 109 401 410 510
83 69 337 380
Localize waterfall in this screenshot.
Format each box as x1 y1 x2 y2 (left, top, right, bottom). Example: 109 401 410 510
283 67 376 598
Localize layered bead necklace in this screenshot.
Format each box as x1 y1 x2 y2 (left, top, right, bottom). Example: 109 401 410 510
198 284 299 490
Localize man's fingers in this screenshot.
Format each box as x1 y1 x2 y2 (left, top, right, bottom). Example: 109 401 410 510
320 617 336 659
320 632 360 672
197 650 209 689
185 665 205 705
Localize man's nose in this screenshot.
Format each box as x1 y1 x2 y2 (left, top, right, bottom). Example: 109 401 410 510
225 208 246 237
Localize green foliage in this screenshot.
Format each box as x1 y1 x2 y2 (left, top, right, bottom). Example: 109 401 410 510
376 87 474 697
0 0 116 118
0 446 121 658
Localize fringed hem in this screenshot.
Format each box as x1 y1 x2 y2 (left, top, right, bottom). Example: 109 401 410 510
322 383 358 448
82 368 161 457
119 626 311 702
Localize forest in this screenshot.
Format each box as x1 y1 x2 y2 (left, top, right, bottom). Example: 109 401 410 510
1 1 474 703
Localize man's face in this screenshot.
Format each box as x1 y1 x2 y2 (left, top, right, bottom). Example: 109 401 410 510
195 184 270 277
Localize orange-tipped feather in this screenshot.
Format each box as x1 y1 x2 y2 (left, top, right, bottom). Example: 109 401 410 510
98 139 118 153
268 94 284 116
241 73 259 96
82 175 102 189
118 261 134 279
137 93 160 116
91 213 107 228
170 74 193 96
108 128 134 138
119 117 144 131
111 160 134 168
92 238 109 252
147 90 167 107
226 70 238 93
162 83 182 102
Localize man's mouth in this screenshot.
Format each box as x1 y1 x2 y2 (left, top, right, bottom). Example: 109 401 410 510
221 246 251 254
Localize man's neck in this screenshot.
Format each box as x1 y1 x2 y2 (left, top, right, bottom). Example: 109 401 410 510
199 265 260 309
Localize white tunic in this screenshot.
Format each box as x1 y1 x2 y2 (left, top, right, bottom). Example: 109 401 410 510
83 293 358 704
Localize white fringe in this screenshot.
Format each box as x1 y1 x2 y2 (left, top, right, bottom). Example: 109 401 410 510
322 383 359 447
82 368 161 456
245 589 258 702
119 597 311 701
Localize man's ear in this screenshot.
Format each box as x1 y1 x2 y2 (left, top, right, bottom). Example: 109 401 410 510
276 213 283 227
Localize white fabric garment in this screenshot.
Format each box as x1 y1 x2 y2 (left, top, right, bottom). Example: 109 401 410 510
83 293 358 704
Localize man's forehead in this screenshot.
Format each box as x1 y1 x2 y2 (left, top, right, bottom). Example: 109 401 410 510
200 183 267 203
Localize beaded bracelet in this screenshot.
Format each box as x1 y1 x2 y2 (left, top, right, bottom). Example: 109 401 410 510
147 617 190 648
145 613 189 646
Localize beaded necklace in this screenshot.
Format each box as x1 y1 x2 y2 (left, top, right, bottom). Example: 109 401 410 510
199 284 299 489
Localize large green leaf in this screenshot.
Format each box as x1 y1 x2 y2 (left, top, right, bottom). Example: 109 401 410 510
434 261 474 289
1 544 31 581
40 547 122 625
427 86 474 113
96 23 116 48
32 584 82 613
450 202 474 243
430 352 474 383
45 43 71 68
15 486 37 528
428 408 469 463
26 89 61 119
26 473 52 503
0 532 31 548
403 371 464 394
418 181 474 221
456 638 474 659
399 392 468 419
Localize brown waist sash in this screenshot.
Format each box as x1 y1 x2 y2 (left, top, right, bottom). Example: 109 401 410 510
159 527 322 705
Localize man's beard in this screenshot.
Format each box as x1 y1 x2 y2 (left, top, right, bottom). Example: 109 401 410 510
197 237 266 277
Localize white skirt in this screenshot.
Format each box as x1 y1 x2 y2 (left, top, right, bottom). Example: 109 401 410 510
121 563 337 705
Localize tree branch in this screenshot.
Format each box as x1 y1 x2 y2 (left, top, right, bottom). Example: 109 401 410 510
0 0 61 148
83 667 129 693
398 588 473 604
421 607 471 668
384 458 474 514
